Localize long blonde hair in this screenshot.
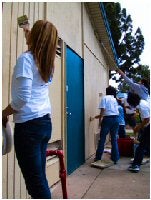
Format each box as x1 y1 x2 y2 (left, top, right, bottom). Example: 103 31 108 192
29 20 58 82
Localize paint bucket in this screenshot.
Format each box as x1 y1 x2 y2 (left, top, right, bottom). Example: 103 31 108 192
118 137 134 157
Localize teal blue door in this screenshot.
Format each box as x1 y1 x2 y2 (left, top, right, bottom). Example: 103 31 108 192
66 47 85 174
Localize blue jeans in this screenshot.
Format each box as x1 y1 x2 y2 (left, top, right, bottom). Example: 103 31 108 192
95 116 119 162
118 125 126 138
14 114 52 199
133 124 150 166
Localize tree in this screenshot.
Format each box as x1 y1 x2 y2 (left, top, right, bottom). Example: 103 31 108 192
103 2 147 86
118 64 150 92
136 65 150 82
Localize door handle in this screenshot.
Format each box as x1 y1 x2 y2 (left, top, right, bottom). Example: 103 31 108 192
66 112 72 116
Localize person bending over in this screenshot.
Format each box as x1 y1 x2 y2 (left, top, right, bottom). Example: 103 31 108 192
117 68 150 102
127 93 150 173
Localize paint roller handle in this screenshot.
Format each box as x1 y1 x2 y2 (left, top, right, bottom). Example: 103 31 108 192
90 117 95 121
116 67 125 76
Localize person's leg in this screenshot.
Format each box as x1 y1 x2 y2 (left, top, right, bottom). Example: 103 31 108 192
129 125 150 172
133 125 150 166
125 114 129 126
110 117 120 163
118 125 126 138
14 115 52 199
128 114 136 129
95 118 110 160
41 120 52 188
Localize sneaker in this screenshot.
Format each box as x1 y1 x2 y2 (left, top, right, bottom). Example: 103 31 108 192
130 158 134 164
130 158 149 165
128 165 140 173
141 158 150 165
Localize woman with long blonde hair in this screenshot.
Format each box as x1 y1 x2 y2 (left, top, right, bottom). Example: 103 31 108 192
2 20 58 198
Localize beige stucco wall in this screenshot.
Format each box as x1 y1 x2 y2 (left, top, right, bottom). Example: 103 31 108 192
45 2 109 159
2 2 110 198
46 2 82 57
83 5 109 158
2 3 62 198
84 48 108 158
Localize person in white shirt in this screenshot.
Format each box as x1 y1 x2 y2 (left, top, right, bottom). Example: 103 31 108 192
2 20 58 198
91 86 120 164
127 93 150 173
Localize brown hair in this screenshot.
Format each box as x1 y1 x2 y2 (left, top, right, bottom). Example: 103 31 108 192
29 20 58 82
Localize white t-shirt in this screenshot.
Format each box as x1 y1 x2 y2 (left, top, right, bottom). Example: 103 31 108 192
99 95 119 116
124 98 136 114
11 51 51 123
138 99 150 121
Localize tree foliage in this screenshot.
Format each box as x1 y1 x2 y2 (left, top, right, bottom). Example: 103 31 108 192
103 2 150 92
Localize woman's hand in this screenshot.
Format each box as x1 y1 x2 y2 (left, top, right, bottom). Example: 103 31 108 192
90 116 95 121
2 116 8 128
2 104 17 127
2 109 8 127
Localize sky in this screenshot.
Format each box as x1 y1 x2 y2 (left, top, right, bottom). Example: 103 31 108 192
109 0 151 87
119 0 151 67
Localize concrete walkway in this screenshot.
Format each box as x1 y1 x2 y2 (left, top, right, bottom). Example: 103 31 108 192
52 154 150 199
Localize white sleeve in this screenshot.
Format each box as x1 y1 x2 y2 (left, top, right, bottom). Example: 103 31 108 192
11 77 32 110
15 54 33 79
99 97 106 109
139 104 150 119
123 74 141 92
